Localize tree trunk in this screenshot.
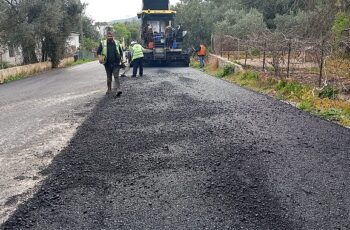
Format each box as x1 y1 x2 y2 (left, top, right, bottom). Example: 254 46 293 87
21 43 38 65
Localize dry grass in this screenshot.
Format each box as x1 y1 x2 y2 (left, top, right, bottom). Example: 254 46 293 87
0 57 74 84
202 61 350 127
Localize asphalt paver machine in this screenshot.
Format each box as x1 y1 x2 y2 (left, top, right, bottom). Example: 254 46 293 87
137 0 190 66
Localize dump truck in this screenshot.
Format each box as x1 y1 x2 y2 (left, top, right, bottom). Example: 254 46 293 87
137 0 190 66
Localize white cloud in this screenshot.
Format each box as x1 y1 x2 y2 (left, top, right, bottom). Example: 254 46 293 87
82 0 180 22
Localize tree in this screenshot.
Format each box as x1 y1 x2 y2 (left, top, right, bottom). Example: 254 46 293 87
113 23 131 42
81 37 99 51
0 0 83 67
215 8 267 39
175 0 214 46
81 16 100 41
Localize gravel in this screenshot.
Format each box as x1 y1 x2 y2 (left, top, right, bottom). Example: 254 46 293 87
1 66 350 229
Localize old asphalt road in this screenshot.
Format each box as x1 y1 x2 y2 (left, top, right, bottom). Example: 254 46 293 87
1 62 350 229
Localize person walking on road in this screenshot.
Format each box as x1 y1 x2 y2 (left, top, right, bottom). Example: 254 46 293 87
97 31 124 96
130 41 144 78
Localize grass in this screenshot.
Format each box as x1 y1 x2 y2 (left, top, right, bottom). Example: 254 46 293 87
190 60 201 69
202 63 350 127
3 74 26 83
66 58 95 67
1 58 96 84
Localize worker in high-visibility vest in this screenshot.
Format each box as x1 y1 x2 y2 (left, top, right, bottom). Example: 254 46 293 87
97 31 124 96
196 43 206 68
130 41 144 78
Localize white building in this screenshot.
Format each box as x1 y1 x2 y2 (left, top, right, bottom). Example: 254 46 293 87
0 45 22 65
67 32 80 52
0 32 81 66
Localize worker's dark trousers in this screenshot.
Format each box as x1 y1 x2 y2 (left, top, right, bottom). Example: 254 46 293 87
199 56 205 68
132 58 143 77
104 64 120 91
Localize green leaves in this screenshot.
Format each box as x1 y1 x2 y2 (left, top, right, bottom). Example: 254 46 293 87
0 0 85 67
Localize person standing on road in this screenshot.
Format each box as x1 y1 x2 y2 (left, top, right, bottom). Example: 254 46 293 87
97 31 124 96
130 41 144 78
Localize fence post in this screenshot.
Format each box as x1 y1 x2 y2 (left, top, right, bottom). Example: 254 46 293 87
287 40 291 78
0 53 3 69
263 41 267 71
319 39 325 87
220 35 223 57
245 49 248 66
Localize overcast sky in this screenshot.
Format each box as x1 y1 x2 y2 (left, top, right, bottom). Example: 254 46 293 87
81 0 181 22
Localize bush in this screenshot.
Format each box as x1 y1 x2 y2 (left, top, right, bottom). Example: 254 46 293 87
276 81 303 93
275 80 307 100
216 69 226 78
216 64 235 78
319 86 338 99
223 64 235 76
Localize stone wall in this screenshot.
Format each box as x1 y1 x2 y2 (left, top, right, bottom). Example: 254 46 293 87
208 53 244 73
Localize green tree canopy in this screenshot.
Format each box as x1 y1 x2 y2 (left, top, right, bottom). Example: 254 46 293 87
0 0 83 67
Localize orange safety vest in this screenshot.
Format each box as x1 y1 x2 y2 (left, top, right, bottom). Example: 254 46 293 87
198 44 206 56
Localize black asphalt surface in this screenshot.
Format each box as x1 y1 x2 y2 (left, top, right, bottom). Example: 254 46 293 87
0 61 105 223
1 65 350 229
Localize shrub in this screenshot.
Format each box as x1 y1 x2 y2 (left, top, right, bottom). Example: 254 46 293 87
319 86 338 99
223 64 235 76
276 81 303 94
215 64 235 78
216 69 226 78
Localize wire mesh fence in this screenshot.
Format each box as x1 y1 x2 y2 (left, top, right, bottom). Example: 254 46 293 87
212 34 350 93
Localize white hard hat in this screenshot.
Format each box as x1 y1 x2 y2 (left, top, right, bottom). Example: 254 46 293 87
131 41 137 45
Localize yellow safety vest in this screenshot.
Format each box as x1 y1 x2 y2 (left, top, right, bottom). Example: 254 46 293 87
101 39 121 64
132 44 144 61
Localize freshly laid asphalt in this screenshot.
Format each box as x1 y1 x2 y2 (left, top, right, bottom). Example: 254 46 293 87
1 63 350 229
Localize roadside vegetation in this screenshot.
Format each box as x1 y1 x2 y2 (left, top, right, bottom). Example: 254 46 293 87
192 58 350 127
178 0 350 103
181 0 350 127
66 58 96 67
3 74 25 84
0 58 93 84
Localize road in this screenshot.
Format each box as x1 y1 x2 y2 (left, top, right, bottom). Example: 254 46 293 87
1 62 350 229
